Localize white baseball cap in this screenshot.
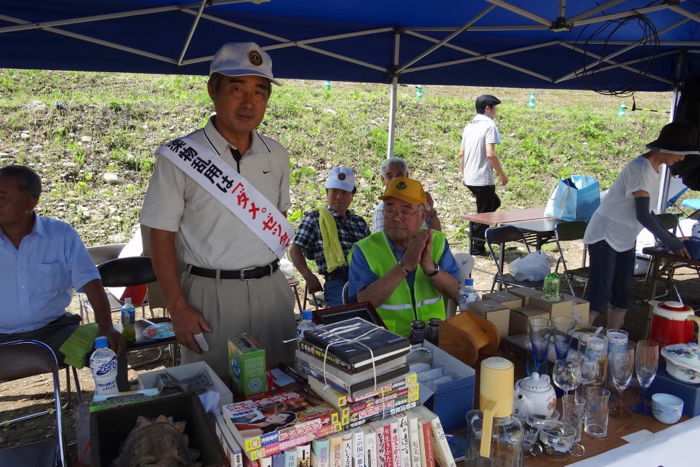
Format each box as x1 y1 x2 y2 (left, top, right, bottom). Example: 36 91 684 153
326 167 356 192
209 42 279 85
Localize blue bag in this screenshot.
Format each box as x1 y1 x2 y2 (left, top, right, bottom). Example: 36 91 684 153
544 175 600 221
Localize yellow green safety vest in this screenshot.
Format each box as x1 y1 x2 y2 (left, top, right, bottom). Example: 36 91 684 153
355 231 447 337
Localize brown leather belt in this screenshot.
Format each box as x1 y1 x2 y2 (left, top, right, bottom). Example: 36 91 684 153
188 260 279 280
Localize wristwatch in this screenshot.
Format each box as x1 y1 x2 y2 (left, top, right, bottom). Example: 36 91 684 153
426 263 439 277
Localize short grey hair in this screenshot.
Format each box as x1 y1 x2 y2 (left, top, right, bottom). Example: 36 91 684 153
380 157 408 178
0 165 42 199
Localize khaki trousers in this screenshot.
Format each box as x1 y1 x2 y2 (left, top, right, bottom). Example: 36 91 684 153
180 269 296 381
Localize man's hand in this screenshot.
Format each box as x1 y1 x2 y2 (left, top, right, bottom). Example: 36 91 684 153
304 272 323 294
170 300 211 353
402 230 430 271
498 173 509 186
100 325 126 355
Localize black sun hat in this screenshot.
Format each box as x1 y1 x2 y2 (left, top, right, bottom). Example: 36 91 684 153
646 121 700 155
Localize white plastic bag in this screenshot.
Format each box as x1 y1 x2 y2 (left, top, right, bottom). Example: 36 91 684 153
509 252 551 282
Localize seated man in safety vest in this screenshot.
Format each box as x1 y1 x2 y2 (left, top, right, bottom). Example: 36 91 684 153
290 167 370 306
347 177 461 336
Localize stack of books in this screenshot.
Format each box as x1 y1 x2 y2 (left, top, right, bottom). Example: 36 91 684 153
221 388 341 461
296 318 417 429
242 406 455 467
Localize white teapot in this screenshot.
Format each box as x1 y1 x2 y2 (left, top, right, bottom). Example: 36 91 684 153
513 372 557 419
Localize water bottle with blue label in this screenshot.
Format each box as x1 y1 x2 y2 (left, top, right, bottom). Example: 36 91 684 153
458 277 480 311
297 309 316 341
90 336 118 397
120 297 135 344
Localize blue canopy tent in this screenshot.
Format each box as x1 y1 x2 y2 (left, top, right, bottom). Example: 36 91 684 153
3 0 700 202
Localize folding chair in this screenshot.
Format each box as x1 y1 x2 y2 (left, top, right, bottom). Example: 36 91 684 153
0 340 66 467
553 221 589 297
486 225 543 292
98 256 177 366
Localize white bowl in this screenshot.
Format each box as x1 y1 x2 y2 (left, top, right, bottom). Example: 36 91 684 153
652 393 683 424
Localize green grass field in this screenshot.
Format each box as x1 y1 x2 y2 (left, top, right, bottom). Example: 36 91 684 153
0 69 673 247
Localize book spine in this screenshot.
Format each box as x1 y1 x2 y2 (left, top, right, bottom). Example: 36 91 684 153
216 413 244 467
407 417 421 467
245 458 260 467
346 401 417 430
259 422 339 459
390 421 400 467
421 422 434 467
397 417 410 467
383 423 394 467
374 423 386 467
364 429 377 467
341 434 353 467
272 454 285 467
348 388 410 414
261 457 272 467
330 434 343 467
429 418 455 467
347 376 413 403
297 444 311 467
349 396 410 424
353 429 365 467
284 449 298 467
311 439 330 467
299 341 355 372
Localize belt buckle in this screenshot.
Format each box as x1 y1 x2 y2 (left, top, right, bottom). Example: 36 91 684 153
240 266 258 280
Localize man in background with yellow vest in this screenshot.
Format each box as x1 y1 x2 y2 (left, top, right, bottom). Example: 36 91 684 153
348 177 461 336
290 167 370 306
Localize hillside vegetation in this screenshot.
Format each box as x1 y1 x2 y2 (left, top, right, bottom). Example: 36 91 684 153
0 69 671 247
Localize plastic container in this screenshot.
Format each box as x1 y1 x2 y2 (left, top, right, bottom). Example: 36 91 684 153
120 297 135 344
90 336 118 397
297 309 316 340
458 278 480 310
542 273 560 302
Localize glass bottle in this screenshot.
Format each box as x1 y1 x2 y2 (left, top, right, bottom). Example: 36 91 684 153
465 410 524 467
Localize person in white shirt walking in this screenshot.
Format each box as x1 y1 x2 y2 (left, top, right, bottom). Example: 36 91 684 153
459 95 508 255
583 122 696 329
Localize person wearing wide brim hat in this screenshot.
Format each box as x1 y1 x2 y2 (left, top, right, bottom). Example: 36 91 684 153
583 121 699 329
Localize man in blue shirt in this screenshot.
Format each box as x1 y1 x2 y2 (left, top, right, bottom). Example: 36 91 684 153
348 177 460 335
0 165 124 373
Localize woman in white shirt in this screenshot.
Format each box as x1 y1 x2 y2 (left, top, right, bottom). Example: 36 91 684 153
583 122 697 329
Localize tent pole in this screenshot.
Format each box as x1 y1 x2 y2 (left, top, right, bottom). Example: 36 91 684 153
387 77 398 158
657 88 681 213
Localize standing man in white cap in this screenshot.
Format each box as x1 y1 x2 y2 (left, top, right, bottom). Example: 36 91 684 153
290 167 370 306
140 42 296 380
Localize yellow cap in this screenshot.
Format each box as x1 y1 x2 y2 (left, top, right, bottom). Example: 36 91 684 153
380 177 427 205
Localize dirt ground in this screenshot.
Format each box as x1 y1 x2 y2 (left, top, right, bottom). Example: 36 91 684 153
2 239 699 458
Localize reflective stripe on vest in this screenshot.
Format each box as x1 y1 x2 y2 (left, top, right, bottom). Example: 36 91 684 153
356 231 447 337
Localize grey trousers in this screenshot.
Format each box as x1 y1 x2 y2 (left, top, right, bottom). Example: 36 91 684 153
180 269 297 382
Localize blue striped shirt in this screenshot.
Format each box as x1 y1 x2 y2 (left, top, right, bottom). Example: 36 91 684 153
0 215 99 333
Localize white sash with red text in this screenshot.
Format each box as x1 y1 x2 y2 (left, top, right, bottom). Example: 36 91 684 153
156 136 293 258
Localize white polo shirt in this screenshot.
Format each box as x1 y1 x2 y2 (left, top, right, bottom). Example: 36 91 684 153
140 117 291 270
460 114 501 186
584 155 660 252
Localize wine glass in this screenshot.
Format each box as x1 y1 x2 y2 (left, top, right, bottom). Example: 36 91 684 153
553 358 581 396
529 317 552 375
609 344 634 416
635 340 659 415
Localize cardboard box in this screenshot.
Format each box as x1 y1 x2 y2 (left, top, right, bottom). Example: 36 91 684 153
481 291 522 310
560 293 591 328
508 287 543 306
228 335 267 398
138 361 233 409
423 341 475 431
528 295 574 321
467 301 511 339
509 307 549 336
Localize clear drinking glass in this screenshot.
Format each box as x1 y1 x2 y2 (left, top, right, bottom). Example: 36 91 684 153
578 334 608 386
553 358 581 395
552 316 576 360
635 340 659 415
583 386 611 439
606 329 629 355
609 344 634 416
561 393 586 443
528 317 552 375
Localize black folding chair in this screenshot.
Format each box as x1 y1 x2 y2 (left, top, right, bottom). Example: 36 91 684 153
486 225 544 292
553 221 589 297
0 340 66 467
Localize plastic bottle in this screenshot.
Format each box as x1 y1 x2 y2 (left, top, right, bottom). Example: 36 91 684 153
90 336 118 397
458 278 480 311
416 85 424 100
527 92 536 109
543 273 560 302
297 309 316 341
617 103 626 117
120 297 135 344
